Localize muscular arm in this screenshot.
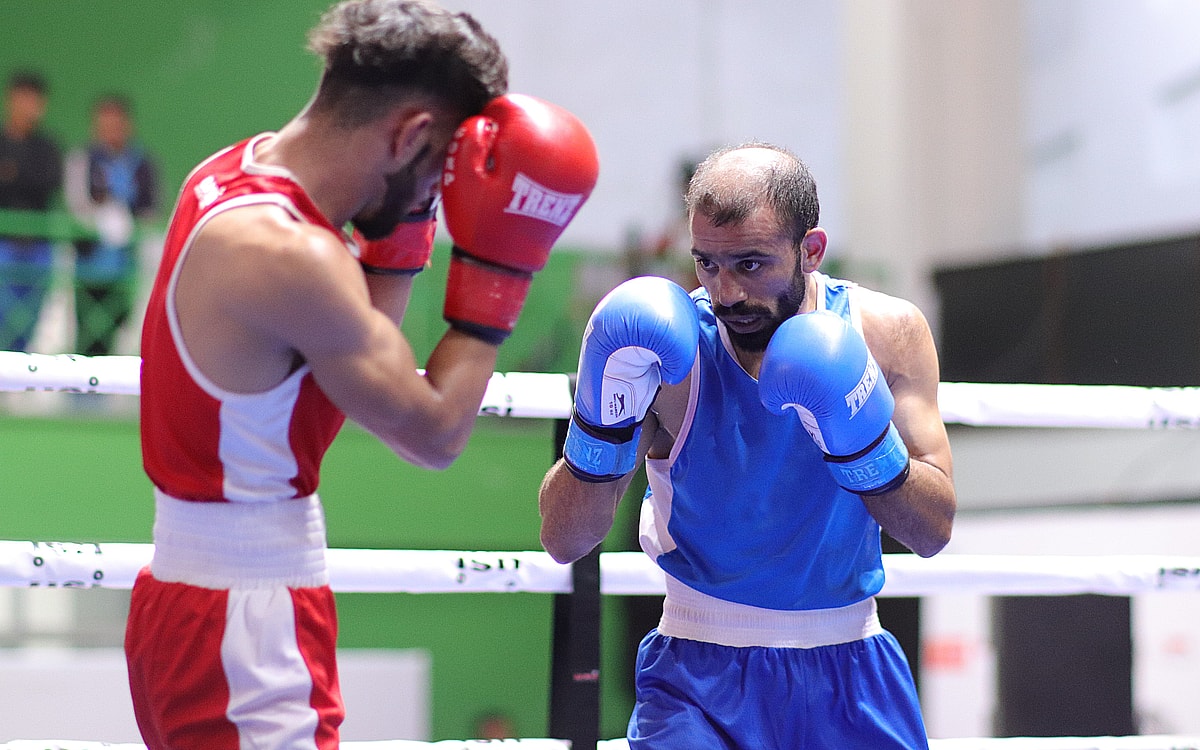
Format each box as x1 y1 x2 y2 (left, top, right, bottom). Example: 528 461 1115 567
861 293 956 557
539 410 662 564
178 205 495 470
538 460 632 565
537 274 698 565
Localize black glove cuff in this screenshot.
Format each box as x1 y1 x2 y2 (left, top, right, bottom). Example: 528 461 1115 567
361 263 424 276
448 319 511 346
569 407 642 444
451 246 533 280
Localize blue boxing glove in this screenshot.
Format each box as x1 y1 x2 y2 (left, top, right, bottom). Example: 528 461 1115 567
759 310 911 495
563 276 700 482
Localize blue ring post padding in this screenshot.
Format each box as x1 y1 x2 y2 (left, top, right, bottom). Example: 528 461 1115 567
826 422 910 495
562 418 641 481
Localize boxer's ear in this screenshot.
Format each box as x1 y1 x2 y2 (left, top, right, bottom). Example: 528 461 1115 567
800 228 827 273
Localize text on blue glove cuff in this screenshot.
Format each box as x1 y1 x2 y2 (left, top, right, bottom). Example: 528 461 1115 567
824 421 910 495
562 417 641 482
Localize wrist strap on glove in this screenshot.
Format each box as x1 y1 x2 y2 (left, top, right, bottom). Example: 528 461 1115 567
824 421 911 496
562 409 642 482
357 208 437 276
444 247 533 345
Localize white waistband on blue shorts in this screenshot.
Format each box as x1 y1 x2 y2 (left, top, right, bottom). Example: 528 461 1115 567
150 488 329 590
657 574 882 648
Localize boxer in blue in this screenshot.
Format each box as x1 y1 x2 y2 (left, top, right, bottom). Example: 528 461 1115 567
538 143 956 749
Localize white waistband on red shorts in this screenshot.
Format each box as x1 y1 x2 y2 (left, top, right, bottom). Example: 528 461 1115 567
657 573 882 648
150 488 329 590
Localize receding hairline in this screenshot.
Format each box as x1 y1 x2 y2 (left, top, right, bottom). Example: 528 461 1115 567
704 145 797 188
686 141 820 245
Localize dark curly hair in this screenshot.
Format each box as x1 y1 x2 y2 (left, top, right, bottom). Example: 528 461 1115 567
306 0 508 127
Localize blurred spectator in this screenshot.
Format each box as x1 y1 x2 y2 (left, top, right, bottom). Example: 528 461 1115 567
0 69 63 351
65 93 159 355
474 710 516 739
623 155 699 290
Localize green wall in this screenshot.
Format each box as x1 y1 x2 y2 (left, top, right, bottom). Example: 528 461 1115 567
4 1 333 198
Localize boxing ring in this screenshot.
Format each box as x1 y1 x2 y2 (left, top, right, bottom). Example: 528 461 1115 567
2 350 1200 749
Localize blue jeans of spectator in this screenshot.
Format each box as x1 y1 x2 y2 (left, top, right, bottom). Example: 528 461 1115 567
0 237 54 351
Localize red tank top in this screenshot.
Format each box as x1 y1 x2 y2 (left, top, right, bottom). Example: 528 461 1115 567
140 134 347 502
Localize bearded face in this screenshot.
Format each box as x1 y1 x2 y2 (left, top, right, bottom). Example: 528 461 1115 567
712 256 806 353
350 157 428 240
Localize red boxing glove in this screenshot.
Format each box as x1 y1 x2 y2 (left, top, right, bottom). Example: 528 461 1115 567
353 204 437 275
441 93 599 344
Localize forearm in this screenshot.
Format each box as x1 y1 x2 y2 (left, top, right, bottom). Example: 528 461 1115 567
396 328 499 466
539 460 628 564
364 273 416 326
318 321 498 470
862 458 955 557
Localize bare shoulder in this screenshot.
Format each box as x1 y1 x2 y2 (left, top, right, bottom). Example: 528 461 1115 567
854 286 938 387
192 206 362 320
181 202 370 364
197 203 352 281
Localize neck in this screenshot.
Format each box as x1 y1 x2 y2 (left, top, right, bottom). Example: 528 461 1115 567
798 271 819 314
4 120 33 140
255 118 363 228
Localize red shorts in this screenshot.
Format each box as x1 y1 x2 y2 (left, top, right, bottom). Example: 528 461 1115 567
125 567 344 749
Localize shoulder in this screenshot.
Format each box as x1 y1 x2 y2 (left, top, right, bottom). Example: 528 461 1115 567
185 204 370 352
856 286 929 336
853 286 937 381
196 203 357 295
204 201 340 254
646 373 690 458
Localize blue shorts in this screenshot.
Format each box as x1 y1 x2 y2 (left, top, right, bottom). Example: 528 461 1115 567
627 629 928 750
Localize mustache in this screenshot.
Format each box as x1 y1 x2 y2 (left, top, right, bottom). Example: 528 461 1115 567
713 301 774 318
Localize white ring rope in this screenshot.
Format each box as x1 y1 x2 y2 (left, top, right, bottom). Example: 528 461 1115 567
0 352 143 396
4 351 1200 427
4 541 1200 597
0 736 1197 749
0 351 575 420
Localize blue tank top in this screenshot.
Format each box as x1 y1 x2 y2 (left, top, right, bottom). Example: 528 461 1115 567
640 273 885 611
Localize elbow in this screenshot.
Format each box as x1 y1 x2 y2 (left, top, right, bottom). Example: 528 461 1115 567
543 545 578 566
911 516 955 558
540 518 605 565
540 529 590 566
415 452 457 471
383 434 466 471
380 415 476 470
912 534 950 559
410 443 465 470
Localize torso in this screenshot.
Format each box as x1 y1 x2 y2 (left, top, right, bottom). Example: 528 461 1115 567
639 272 886 611
140 135 347 503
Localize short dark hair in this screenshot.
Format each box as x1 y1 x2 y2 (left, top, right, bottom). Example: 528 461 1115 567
306 0 508 127
686 142 821 250
7 69 49 96
92 93 134 117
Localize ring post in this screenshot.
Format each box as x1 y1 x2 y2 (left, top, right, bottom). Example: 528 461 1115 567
547 414 602 749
